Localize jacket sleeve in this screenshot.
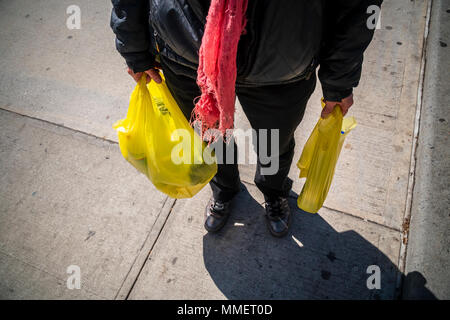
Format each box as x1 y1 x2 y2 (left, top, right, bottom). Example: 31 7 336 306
110 0 154 72
319 0 383 101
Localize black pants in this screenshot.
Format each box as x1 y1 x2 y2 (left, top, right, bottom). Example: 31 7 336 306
161 61 316 202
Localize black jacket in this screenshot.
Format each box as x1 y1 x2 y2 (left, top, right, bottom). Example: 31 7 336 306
111 0 382 101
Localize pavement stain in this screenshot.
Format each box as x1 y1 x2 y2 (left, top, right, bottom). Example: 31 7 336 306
402 217 411 245
85 230 96 241
326 251 337 262
321 270 331 280
254 258 263 269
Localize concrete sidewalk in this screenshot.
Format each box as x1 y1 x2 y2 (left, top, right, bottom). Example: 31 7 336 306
0 0 444 299
402 0 450 300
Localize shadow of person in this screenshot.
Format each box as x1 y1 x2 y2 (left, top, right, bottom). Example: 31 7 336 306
401 271 439 300
202 184 437 300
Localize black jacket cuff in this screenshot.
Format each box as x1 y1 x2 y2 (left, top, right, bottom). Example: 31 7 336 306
122 52 155 73
322 86 353 102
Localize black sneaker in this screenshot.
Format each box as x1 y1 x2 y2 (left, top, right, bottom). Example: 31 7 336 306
264 197 291 237
204 198 232 233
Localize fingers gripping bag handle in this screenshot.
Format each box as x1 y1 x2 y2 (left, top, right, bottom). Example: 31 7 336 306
297 100 357 214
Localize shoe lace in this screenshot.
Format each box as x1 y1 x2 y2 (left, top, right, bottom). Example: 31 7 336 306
209 200 226 217
264 198 285 219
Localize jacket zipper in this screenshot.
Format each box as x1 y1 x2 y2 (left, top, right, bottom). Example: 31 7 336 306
154 30 160 53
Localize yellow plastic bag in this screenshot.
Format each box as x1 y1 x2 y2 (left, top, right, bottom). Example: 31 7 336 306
297 100 357 213
113 74 217 199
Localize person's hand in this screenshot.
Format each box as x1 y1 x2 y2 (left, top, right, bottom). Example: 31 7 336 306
127 66 162 84
321 94 354 118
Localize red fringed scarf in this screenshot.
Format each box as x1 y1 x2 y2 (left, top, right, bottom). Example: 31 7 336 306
192 0 249 141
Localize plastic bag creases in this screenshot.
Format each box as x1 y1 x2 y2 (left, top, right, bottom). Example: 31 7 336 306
113 74 217 199
297 101 357 213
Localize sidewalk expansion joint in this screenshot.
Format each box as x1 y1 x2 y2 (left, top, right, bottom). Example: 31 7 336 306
239 179 402 233
317 206 402 233
123 197 177 300
0 107 118 145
